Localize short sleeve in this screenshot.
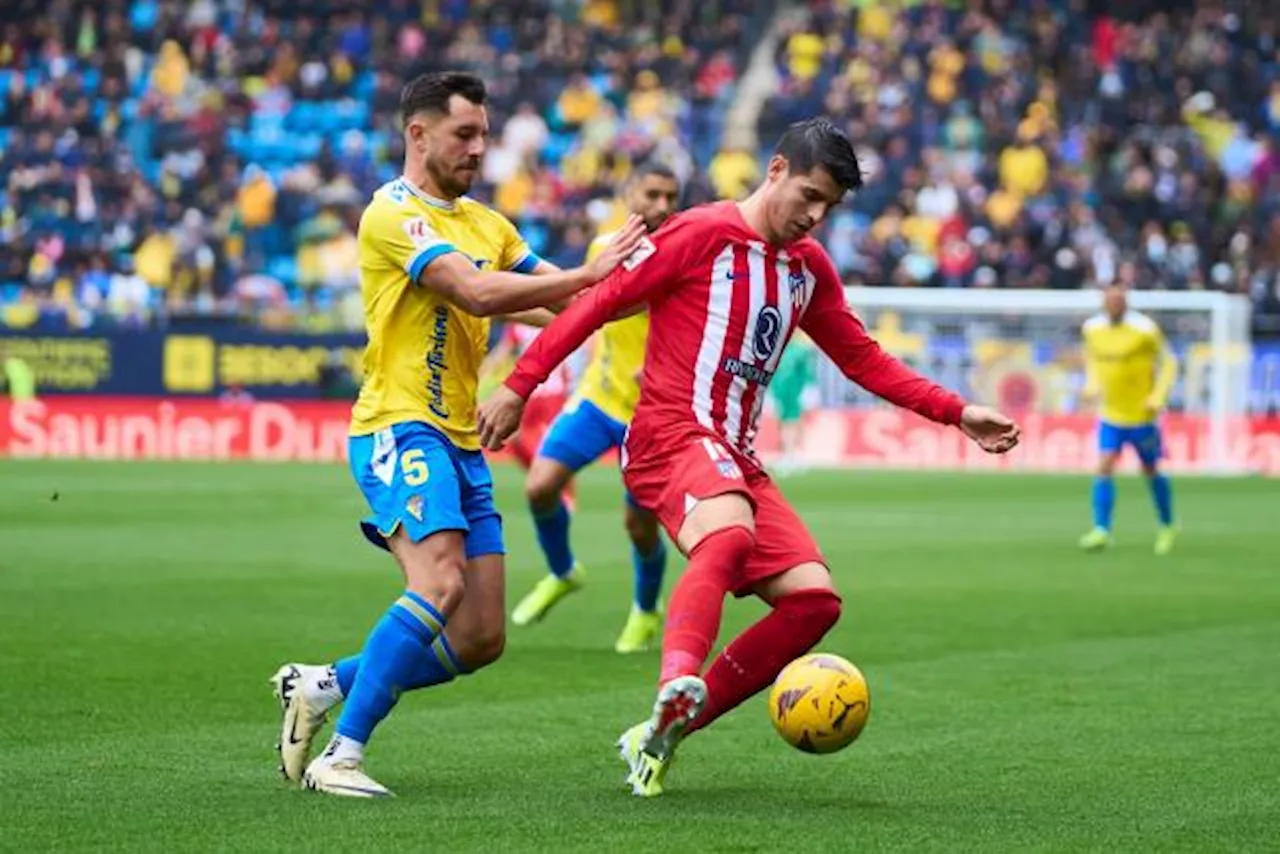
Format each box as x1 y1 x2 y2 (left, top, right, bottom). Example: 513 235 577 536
359 199 457 283
492 211 539 273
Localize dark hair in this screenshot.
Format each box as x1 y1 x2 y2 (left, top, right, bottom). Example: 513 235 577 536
400 72 487 124
630 161 679 184
774 118 863 193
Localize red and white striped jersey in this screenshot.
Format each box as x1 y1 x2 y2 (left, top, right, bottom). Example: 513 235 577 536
505 201 966 469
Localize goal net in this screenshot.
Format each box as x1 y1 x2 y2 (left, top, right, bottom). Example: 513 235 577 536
792 288 1255 475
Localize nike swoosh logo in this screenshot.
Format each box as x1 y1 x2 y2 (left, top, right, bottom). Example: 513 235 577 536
287 707 305 745
323 783 391 797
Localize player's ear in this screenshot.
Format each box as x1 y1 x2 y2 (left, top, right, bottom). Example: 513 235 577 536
404 116 428 151
766 155 790 182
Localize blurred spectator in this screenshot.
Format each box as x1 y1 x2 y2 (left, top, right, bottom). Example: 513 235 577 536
2 0 1277 339
0 0 755 332
708 144 760 201
757 0 1280 335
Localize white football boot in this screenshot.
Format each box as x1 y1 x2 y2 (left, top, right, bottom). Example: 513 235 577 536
270 663 340 782
302 744 393 798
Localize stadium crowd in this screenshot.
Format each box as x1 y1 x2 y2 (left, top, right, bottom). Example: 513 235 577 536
761 0 1280 332
1 0 1278 334
0 0 757 331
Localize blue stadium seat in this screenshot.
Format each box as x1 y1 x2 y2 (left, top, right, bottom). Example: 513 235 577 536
295 132 323 159
227 126 249 154
267 255 297 286
330 100 370 131
0 283 24 304
286 101 322 132
352 71 376 100
541 131 576 164
251 112 287 136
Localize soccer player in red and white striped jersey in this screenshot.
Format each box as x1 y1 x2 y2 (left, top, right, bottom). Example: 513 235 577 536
479 118 1021 796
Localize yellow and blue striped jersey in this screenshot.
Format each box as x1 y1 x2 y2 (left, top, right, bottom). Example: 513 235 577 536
350 177 537 447
572 231 650 424
1082 311 1178 427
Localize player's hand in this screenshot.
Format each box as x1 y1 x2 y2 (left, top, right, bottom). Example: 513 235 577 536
959 405 1021 454
477 385 527 451
585 214 646 283
1143 394 1164 416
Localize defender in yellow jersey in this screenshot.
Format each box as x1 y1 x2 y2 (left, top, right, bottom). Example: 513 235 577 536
270 73 645 799
1079 286 1180 555
511 164 681 653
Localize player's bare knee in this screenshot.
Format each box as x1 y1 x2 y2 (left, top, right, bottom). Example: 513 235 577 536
624 507 660 553
391 531 468 613
454 624 506 671
1097 454 1119 477
409 563 466 614
400 552 467 613
525 459 568 510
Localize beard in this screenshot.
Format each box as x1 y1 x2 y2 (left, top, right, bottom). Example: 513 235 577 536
426 153 474 198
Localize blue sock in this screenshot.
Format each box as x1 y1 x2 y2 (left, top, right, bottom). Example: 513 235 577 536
1092 476 1115 531
1148 473 1174 526
632 539 667 613
335 655 359 694
532 499 575 578
334 591 446 744
333 633 466 697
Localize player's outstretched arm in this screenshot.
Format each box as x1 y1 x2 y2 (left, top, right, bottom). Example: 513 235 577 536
418 216 646 317
810 309 1020 454
499 308 557 328
802 255 1019 454
478 271 654 449
478 217 695 450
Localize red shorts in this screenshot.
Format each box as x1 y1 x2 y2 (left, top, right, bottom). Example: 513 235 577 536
623 432 825 596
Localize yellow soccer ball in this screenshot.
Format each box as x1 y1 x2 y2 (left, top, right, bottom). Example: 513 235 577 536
768 653 870 754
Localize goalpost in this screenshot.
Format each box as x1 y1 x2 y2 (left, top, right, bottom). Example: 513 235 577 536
806 287 1255 474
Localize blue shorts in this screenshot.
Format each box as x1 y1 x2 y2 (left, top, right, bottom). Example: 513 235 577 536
1098 421 1163 467
538 398 640 507
348 421 504 559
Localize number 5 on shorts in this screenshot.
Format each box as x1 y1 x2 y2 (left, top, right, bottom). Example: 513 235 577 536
402 449 430 486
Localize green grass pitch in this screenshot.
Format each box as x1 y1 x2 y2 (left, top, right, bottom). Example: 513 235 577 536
2 460 1278 851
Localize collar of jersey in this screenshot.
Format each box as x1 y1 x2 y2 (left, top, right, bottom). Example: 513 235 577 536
398 177 459 211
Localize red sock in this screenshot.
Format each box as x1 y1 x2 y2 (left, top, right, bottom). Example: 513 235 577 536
686 587 842 736
658 525 756 684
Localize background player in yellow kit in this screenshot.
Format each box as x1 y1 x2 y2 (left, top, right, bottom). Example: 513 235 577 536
270 72 644 798
510 163 681 653
1079 285 1180 555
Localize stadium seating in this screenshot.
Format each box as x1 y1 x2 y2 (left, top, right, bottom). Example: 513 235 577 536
0 0 1276 335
